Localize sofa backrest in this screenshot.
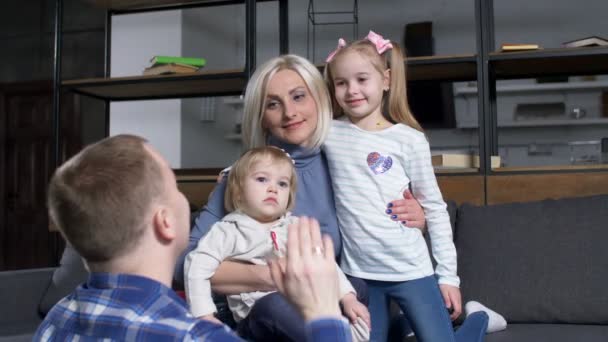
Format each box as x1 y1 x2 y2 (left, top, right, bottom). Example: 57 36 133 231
455 194 608 324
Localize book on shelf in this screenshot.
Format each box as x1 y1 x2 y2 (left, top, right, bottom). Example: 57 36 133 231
142 63 199 76
562 36 608 48
432 153 501 168
149 55 207 68
500 43 540 52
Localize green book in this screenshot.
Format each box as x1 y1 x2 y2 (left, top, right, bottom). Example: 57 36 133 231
150 55 207 68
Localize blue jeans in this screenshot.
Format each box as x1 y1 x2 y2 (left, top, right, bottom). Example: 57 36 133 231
238 276 368 341
364 276 488 342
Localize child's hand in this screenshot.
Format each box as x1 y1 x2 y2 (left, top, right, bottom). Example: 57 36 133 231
439 284 462 320
199 314 223 325
341 292 371 329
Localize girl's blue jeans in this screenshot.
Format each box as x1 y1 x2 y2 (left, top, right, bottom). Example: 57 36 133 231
363 275 488 342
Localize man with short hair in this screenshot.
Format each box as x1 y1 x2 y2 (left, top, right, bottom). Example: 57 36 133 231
35 134 351 341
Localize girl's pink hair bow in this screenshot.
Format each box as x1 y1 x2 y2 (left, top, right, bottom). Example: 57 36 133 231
366 30 393 55
325 31 393 63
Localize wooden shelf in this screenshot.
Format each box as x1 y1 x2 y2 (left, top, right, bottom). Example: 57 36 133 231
459 117 608 129
490 46 608 79
455 80 608 95
322 54 477 82
492 164 608 173
64 54 478 101
434 167 479 174
91 0 276 13
62 69 247 101
407 54 477 81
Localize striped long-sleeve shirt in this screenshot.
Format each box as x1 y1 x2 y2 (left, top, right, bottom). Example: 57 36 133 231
323 118 459 286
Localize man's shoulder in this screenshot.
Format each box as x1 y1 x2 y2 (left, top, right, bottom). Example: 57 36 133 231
35 293 240 341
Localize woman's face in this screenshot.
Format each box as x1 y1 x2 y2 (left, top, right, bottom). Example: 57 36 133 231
262 69 319 147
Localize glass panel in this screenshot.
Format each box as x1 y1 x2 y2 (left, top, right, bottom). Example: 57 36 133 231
496 75 608 168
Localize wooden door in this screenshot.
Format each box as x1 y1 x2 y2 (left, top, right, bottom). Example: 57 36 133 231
0 82 81 270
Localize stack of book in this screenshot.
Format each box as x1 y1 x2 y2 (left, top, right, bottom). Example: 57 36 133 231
143 55 207 76
500 43 540 52
562 36 608 48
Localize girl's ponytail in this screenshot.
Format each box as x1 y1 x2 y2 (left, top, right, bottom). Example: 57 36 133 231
384 43 423 132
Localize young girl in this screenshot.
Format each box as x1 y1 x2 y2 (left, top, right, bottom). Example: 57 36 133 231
323 31 506 341
184 146 371 342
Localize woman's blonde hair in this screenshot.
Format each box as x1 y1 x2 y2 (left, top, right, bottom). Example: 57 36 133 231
324 37 423 132
225 146 298 213
242 54 333 150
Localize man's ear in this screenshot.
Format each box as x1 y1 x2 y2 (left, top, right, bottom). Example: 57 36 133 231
153 207 177 242
383 68 391 91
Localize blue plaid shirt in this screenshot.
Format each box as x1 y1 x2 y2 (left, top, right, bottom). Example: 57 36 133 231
34 273 350 342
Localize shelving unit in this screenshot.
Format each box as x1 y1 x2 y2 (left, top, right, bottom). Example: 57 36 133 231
50 0 608 206
52 0 289 155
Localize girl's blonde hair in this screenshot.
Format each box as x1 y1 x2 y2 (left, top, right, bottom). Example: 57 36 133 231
225 147 297 213
242 54 333 150
324 37 423 132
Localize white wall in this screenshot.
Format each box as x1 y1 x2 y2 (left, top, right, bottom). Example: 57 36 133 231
109 10 183 167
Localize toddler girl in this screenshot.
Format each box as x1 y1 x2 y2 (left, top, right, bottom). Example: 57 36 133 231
184 146 370 341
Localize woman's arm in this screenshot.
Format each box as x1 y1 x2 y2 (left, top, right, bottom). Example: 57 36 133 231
210 260 276 294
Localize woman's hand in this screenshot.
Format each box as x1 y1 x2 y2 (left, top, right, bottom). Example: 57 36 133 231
341 292 371 329
386 189 426 230
268 217 342 321
439 284 462 321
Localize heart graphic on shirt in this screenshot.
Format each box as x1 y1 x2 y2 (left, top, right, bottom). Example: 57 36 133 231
367 152 393 174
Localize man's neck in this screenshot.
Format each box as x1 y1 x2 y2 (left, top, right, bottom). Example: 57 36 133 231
88 252 175 288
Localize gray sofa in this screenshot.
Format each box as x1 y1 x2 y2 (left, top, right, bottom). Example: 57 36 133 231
2 195 607 341
456 194 608 341
0 243 87 341
0 268 54 342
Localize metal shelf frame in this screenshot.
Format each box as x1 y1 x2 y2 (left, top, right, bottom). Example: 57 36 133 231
51 0 288 169
307 0 358 63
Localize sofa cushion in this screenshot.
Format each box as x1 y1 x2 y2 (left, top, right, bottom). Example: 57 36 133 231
484 324 608 342
456 195 608 324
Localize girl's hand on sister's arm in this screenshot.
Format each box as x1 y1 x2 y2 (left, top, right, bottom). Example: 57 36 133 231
341 292 371 329
386 190 426 231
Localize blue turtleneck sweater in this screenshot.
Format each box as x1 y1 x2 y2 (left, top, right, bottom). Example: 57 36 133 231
175 138 341 284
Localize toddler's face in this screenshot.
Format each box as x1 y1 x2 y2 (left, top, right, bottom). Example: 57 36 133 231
240 157 292 223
